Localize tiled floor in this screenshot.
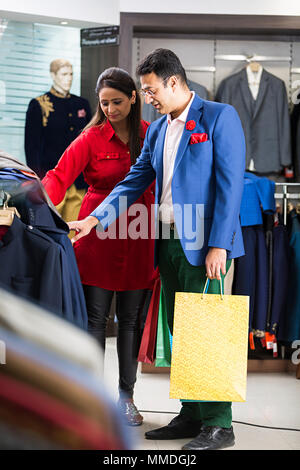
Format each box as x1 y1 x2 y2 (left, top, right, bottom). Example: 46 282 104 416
104 338 300 450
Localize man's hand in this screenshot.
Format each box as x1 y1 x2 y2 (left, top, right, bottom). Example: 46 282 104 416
68 216 99 244
205 247 227 280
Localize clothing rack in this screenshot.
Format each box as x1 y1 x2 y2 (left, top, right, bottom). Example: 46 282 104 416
185 55 294 73
214 54 291 63
274 182 300 225
274 182 300 377
185 66 216 72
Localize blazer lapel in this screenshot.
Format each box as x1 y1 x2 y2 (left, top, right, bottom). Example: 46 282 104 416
252 69 269 120
239 69 253 117
173 96 204 175
153 118 168 199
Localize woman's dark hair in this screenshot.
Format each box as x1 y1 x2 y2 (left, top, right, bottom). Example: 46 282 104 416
136 48 187 86
84 67 142 164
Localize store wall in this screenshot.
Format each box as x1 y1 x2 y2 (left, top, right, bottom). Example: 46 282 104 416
120 0 300 16
0 20 81 163
0 0 119 26
133 37 300 107
2 0 300 26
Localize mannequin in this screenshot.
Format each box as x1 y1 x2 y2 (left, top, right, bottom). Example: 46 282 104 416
25 59 92 224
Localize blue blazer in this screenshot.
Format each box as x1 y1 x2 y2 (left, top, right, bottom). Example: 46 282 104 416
91 94 246 267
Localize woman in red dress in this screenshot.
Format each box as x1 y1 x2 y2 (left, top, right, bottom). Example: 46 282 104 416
42 68 157 426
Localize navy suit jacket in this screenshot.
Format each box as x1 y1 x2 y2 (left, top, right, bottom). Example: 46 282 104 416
91 94 246 267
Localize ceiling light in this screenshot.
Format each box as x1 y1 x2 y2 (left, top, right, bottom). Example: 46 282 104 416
60 21 68 25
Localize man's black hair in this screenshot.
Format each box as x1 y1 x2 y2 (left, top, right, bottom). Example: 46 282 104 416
136 48 187 85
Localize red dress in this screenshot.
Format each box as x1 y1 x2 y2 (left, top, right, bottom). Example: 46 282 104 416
42 119 157 291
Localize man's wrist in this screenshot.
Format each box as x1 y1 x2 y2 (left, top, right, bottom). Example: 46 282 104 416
86 215 99 229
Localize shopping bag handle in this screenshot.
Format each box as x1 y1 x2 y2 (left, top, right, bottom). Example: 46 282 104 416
202 277 224 300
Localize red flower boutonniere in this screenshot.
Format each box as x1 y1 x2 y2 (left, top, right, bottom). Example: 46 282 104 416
190 133 208 145
186 120 196 131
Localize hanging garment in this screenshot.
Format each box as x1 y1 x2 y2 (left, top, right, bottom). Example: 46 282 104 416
232 226 269 332
0 159 88 329
240 172 276 227
216 68 292 173
0 216 63 316
277 211 300 342
0 150 62 218
25 87 91 189
268 223 290 335
291 93 300 181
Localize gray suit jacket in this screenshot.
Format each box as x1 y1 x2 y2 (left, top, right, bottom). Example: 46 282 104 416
216 68 291 173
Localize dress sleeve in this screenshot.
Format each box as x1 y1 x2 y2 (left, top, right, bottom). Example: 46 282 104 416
42 130 91 206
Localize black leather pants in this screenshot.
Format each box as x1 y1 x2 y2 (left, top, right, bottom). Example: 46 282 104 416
83 285 147 399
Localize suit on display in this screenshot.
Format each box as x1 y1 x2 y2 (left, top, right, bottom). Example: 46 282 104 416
25 59 92 222
216 65 292 174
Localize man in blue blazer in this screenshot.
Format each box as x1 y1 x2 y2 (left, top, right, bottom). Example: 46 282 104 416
69 49 246 450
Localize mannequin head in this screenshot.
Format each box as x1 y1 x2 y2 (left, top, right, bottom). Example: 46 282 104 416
50 59 73 95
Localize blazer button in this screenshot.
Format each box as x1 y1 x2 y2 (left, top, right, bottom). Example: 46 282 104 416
68 113 72 117
70 126 74 131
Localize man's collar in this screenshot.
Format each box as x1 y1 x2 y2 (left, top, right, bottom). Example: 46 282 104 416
167 91 195 125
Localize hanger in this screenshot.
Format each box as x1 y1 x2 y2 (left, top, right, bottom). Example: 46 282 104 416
0 190 20 226
246 55 262 73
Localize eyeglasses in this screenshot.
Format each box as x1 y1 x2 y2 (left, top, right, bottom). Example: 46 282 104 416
139 88 157 98
139 78 169 97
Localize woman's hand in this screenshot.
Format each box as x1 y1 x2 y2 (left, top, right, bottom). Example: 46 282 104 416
68 216 99 243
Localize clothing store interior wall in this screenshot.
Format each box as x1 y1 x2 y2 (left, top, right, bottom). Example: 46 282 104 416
0 21 81 163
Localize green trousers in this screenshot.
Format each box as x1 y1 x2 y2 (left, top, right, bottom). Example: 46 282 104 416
158 230 232 428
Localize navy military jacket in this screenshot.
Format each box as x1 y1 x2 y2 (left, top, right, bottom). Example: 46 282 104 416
25 87 92 189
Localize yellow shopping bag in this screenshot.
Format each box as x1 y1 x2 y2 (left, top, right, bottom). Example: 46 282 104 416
170 279 249 402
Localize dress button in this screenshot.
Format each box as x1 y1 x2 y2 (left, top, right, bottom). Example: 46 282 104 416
106 155 110 159
127 151 130 154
